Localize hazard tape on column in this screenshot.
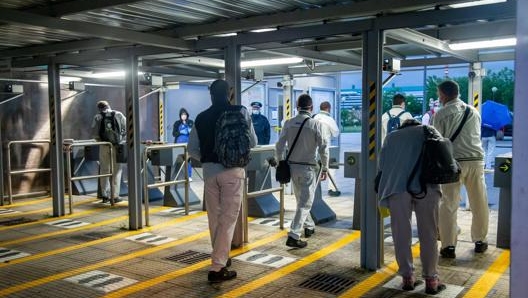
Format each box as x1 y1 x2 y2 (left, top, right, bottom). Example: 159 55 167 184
285 97 291 120
474 93 479 109
159 101 164 139
127 101 134 148
368 81 376 160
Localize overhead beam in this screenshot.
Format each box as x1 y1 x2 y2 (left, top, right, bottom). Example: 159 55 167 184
0 8 192 50
139 66 219 78
386 28 478 62
0 39 127 59
287 64 360 75
263 45 362 66
168 0 480 39
419 19 516 42
27 0 144 17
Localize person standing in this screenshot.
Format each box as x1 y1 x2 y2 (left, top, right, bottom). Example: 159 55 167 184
381 94 414 143
188 79 257 283
433 80 489 258
481 125 497 171
377 119 445 295
276 94 329 248
91 100 126 203
313 101 340 192
173 108 194 179
250 101 271 145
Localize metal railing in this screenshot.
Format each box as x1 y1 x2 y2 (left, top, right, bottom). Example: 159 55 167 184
243 146 285 243
5 140 51 206
143 143 190 226
64 140 115 214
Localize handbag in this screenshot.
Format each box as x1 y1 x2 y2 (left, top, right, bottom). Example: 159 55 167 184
275 117 310 184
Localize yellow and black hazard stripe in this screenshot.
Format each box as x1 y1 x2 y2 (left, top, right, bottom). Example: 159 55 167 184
368 81 376 160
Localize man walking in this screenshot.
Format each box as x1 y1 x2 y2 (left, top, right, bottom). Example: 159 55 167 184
433 80 489 258
188 80 257 283
381 94 413 142
91 100 126 204
276 94 329 248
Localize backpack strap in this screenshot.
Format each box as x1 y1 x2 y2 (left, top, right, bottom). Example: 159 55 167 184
395 110 406 118
450 106 470 142
285 117 310 161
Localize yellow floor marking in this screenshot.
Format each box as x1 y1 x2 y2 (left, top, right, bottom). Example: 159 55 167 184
219 231 361 298
0 229 211 296
0 198 98 218
3 197 51 207
104 230 288 298
0 202 104 232
339 244 421 297
463 250 510 298
0 211 207 269
0 206 167 246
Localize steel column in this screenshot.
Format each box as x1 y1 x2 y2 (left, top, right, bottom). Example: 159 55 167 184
360 29 383 270
47 60 65 216
125 56 143 230
225 39 241 105
511 0 528 295
468 62 483 113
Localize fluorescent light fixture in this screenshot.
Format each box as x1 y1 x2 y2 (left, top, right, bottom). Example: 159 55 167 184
60 76 81 84
214 32 237 37
449 0 505 8
449 37 516 50
250 28 277 33
88 71 145 79
241 57 303 68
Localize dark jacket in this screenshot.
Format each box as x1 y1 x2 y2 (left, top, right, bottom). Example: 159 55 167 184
251 113 271 145
172 108 194 140
194 96 231 163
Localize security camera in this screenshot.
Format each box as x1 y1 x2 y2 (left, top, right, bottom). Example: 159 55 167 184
277 82 283 88
468 71 476 79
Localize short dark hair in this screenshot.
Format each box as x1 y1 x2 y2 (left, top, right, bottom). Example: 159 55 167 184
297 94 313 109
392 94 405 105
437 80 459 99
96 100 109 110
320 101 331 111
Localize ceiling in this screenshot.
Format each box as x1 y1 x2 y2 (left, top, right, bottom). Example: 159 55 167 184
0 0 517 82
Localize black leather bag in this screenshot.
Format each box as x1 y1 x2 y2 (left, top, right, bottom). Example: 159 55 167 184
276 160 291 184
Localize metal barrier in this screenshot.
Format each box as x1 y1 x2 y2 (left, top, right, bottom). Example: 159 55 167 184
143 143 190 226
5 139 51 206
243 146 285 243
64 140 115 214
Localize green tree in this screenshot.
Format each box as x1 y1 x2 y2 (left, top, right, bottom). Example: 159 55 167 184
425 75 468 103
482 68 515 110
382 88 422 117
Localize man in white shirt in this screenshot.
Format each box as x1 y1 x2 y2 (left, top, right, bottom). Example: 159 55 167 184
381 94 413 143
313 101 339 193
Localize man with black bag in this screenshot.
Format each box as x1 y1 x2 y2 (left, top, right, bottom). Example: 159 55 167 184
433 80 489 259
275 94 328 248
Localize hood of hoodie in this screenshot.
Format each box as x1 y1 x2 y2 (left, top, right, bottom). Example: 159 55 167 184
179 108 189 119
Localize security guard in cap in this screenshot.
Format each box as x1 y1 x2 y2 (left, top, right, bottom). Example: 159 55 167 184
250 101 271 145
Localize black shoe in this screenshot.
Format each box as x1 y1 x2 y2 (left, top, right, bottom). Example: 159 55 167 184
112 198 123 203
286 236 307 248
100 196 110 203
208 267 237 283
226 258 232 267
474 241 488 253
304 228 315 238
440 246 456 259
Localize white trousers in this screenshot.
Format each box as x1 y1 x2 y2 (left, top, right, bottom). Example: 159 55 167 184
481 136 496 169
288 165 317 240
439 160 489 248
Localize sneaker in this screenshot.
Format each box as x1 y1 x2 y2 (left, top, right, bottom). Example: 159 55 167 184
402 275 417 291
286 236 307 248
189 177 193 182
440 246 456 259
475 241 488 253
304 228 315 238
208 267 237 283
425 277 446 295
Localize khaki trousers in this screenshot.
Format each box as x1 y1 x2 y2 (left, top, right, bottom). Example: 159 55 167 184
439 160 489 248
99 145 122 199
204 167 244 272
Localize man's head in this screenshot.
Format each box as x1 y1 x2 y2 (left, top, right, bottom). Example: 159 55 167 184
437 80 459 105
297 94 313 112
209 79 230 104
392 94 406 108
320 101 331 112
251 101 262 114
96 100 110 112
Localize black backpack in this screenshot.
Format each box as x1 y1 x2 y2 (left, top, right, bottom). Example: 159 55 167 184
386 110 406 134
214 106 252 168
407 107 470 198
99 111 121 145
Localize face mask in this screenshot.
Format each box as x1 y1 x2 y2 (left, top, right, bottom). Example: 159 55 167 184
252 110 260 115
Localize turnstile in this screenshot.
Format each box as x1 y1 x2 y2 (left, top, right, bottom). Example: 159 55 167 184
494 152 512 248
246 145 280 217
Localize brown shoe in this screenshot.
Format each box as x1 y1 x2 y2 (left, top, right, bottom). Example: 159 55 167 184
425 277 446 295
